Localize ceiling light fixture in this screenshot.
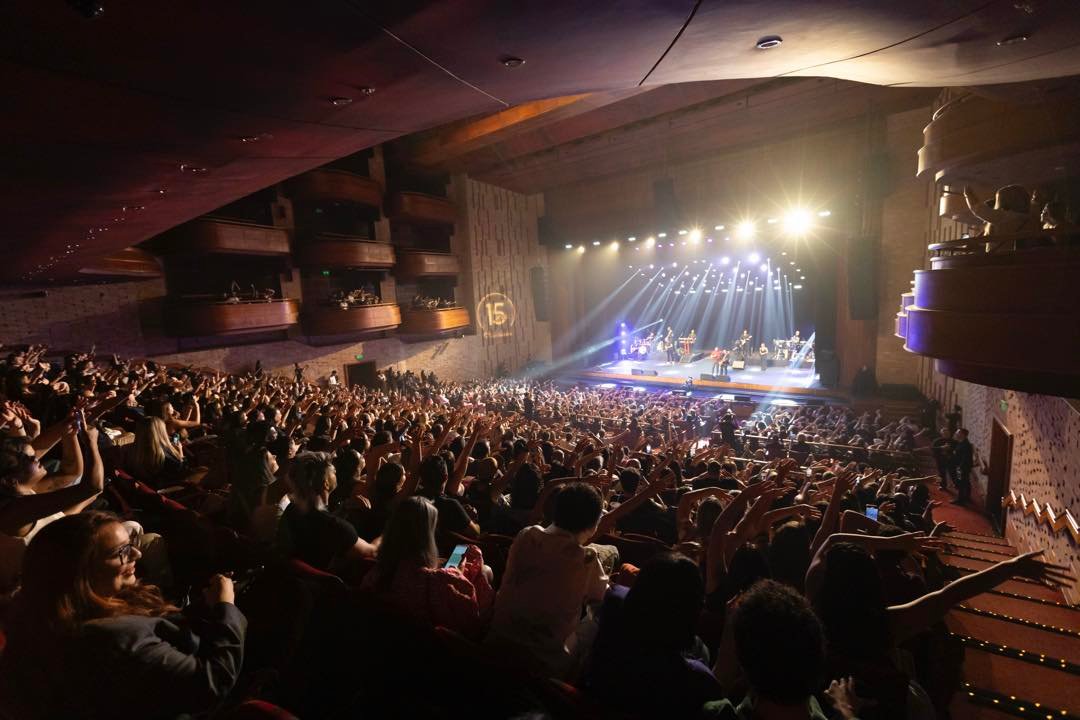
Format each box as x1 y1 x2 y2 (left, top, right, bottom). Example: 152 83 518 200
500 56 526 68
329 96 353 106
756 35 783 50
997 33 1029 46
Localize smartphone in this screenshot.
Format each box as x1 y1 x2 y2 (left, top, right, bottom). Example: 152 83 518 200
865 505 879 521
444 544 468 570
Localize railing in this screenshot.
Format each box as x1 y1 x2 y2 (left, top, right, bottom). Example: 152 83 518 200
1003 490 1080 544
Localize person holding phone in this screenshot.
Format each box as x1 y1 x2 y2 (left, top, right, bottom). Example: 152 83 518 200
361 497 493 639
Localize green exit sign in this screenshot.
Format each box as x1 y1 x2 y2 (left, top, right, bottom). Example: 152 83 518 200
354 354 364 361
999 399 1008 412
321 270 331 277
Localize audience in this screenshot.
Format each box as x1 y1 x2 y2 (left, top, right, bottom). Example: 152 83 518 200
0 344 1070 719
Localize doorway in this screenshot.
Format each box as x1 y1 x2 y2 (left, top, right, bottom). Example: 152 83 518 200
986 418 1013 533
345 360 378 388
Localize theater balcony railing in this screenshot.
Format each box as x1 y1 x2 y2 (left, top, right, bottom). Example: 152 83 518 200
896 232 1080 397
286 169 383 208
387 191 458 227
78 248 162 278
293 234 396 269
164 298 300 337
917 92 1080 188
399 306 471 339
395 250 460 280
153 219 291 256
302 302 402 340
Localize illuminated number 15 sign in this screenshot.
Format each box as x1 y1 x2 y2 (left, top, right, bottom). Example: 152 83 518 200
477 292 516 338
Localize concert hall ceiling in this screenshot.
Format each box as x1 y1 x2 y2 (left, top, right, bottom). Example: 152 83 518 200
4 1 1080 283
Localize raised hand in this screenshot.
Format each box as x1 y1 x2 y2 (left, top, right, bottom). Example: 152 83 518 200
1008 550 1075 588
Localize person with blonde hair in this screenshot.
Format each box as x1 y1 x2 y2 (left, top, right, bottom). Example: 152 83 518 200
127 415 189 488
0 511 244 719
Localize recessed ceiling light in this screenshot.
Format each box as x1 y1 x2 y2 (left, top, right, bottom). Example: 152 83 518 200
329 96 353 106
359 86 376 96
756 35 783 50
500 56 526 68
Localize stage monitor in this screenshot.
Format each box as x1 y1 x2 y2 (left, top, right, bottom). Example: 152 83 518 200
631 368 659 377
700 373 731 382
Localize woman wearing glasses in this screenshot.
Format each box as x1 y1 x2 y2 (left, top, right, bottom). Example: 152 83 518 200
0 511 245 720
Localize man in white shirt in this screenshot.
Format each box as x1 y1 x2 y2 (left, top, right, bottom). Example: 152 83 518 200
487 482 609 677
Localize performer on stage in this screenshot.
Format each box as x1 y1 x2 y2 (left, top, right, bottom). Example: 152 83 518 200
710 347 724 376
758 342 770 371
664 328 677 364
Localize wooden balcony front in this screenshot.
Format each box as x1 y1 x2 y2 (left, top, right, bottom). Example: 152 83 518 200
303 303 402 337
399 306 471 337
918 94 1080 187
79 248 162 277
157 219 290 256
387 192 457 227
897 241 1080 396
294 236 396 269
287 169 383 207
395 251 460 279
165 298 300 337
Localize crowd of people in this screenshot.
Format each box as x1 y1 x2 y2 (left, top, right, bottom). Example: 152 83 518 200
0 343 1070 719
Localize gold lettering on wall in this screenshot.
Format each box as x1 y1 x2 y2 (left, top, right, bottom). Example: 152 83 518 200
477 292 516 338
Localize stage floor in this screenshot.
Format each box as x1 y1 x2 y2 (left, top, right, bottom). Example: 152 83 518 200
564 355 844 403
601 356 820 387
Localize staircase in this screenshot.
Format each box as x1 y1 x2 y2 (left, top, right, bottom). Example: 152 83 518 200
928 486 1079 720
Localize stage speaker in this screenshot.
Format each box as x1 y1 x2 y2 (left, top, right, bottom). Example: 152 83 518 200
631 368 658 377
847 235 877 321
652 177 681 229
700 373 731 382
732 360 746 370
817 349 839 388
529 266 549 321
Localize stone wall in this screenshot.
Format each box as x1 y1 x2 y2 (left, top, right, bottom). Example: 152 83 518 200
0 178 550 384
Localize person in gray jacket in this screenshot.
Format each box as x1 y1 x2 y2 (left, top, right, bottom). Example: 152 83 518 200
0 511 246 720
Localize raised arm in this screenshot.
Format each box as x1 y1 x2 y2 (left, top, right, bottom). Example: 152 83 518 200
889 550 1073 644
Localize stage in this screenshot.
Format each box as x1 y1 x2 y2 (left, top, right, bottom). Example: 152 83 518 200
563 354 847 404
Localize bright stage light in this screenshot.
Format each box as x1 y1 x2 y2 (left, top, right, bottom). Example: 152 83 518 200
678 229 688 236
592 240 600 246
760 263 768 272
748 252 760 263
577 246 585 253
817 209 831 217
766 218 778 224
707 237 714 243
755 287 763 291
793 284 803 289
672 262 678 267
782 208 813 236
714 224 725 230
658 232 667 238
735 220 756 240
645 236 656 247
689 228 702 243
564 244 573 249
649 264 655 269
800 275 805 280
610 240 620 249
720 257 730 265
627 236 636 242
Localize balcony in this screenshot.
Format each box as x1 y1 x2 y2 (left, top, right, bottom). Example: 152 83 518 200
79 248 162 277
387 191 457 227
896 234 1080 396
165 298 300 337
918 94 1080 188
395 250 460 279
303 303 402 337
294 235 396 269
399 306 471 338
287 169 383 208
156 219 290 256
